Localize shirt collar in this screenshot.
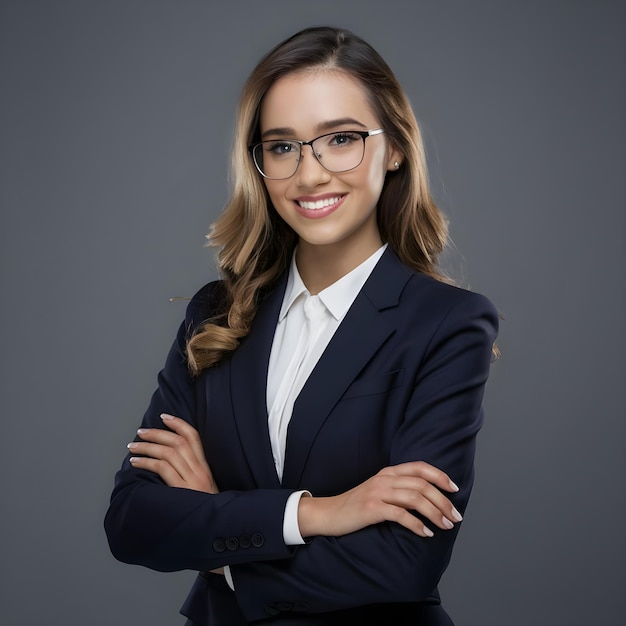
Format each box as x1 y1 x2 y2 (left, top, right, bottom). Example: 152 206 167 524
278 256 309 322
278 244 388 322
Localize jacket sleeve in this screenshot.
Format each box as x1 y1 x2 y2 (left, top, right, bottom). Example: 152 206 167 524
229 290 499 621
104 283 296 572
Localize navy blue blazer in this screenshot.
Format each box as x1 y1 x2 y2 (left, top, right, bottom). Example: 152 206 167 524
105 248 498 625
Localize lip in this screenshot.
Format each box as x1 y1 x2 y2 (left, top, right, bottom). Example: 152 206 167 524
293 193 346 219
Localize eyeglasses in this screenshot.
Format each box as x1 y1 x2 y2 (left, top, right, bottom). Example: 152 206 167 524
249 129 384 180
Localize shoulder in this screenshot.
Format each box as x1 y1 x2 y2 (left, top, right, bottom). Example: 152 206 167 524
375 251 499 345
371 247 497 321
404 274 500 349
184 280 229 334
407 272 497 317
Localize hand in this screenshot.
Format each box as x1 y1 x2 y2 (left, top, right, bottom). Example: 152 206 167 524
298 461 462 538
128 414 218 493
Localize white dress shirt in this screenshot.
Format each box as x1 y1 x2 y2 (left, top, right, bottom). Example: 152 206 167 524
224 244 386 587
269 244 387 543
267 244 387 480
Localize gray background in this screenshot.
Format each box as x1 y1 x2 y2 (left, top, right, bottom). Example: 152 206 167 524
1 1 624 625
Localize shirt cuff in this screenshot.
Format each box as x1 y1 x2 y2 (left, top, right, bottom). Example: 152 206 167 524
223 565 234 590
283 490 311 545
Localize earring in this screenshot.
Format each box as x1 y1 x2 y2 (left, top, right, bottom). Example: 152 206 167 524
394 161 400 169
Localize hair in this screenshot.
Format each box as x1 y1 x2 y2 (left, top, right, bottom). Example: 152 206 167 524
186 26 451 373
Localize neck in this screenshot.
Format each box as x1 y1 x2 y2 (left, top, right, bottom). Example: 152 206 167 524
295 234 383 295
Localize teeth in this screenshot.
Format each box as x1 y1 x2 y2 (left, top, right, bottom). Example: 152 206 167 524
297 196 342 210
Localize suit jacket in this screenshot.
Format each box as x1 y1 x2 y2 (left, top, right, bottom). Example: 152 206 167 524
104 248 499 625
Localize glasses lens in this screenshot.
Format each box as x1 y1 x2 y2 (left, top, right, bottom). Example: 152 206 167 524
312 132 365 173
254 141 300 179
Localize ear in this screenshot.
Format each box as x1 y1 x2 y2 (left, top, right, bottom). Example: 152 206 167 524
386 144 403 172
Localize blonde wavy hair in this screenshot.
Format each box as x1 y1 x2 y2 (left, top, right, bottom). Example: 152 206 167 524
186 26 450 373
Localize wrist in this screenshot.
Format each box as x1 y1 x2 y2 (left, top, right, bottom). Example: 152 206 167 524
297 494 333 537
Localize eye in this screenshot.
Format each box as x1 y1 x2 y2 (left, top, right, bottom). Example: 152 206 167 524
265 141 298 156
328 132 361 147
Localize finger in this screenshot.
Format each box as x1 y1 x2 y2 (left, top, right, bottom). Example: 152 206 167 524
386 487 458 530
160 414 209 469
135 426 204 474
129 455 185 488
135 427 181 446
374 472 463 526
399 476 463 525
128 440 194 481
394 476 463 523
136 417 197 449
387 461 458 491
382 503 435 538
386 461 459 493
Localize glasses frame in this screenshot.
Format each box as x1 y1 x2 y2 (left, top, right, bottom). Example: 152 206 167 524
249 128 385 180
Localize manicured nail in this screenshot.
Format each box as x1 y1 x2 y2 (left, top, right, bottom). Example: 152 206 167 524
129 457 139 463
127 442 138 450
451 508 463 522
423 526 434 537
442 517 454 530
161 413 174 421
449 480 459 492
137 428 148 435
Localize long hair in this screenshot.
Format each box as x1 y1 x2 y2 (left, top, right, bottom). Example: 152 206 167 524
186 26 450 373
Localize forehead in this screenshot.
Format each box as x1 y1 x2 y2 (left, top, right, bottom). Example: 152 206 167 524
259 69 378 134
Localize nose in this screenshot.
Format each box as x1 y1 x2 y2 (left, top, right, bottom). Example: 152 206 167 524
294 144 331 187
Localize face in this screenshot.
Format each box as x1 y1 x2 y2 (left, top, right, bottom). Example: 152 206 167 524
258 70 401 261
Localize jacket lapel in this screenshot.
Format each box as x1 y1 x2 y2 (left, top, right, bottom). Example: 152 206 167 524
281 249 413 488
229 276 287 488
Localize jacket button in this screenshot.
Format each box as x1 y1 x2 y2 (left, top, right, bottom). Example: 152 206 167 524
225 536 239 551
212 537 225 552
264 602 279 616
251 533 265 547
239 535 251 549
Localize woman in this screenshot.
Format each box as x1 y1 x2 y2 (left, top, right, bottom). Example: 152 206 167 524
105 26 499 625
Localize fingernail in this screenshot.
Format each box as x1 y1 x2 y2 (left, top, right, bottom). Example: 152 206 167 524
451 508 463 522
160 413 174 421
137 428 147 435
449 480 459 492
423 526 434 537
442 517 454 530
129 457 139 463
127 442 138 450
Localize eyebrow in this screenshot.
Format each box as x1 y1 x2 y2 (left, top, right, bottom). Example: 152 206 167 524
261 117 367 139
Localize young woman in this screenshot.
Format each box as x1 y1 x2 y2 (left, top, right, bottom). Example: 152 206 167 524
105 26 499 626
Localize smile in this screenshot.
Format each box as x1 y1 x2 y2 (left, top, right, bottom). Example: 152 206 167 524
296 195 344 210
293 194 347 220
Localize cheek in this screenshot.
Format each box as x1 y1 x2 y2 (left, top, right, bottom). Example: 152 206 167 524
263 182 296 226
361 149 388 194
263 181 285 208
